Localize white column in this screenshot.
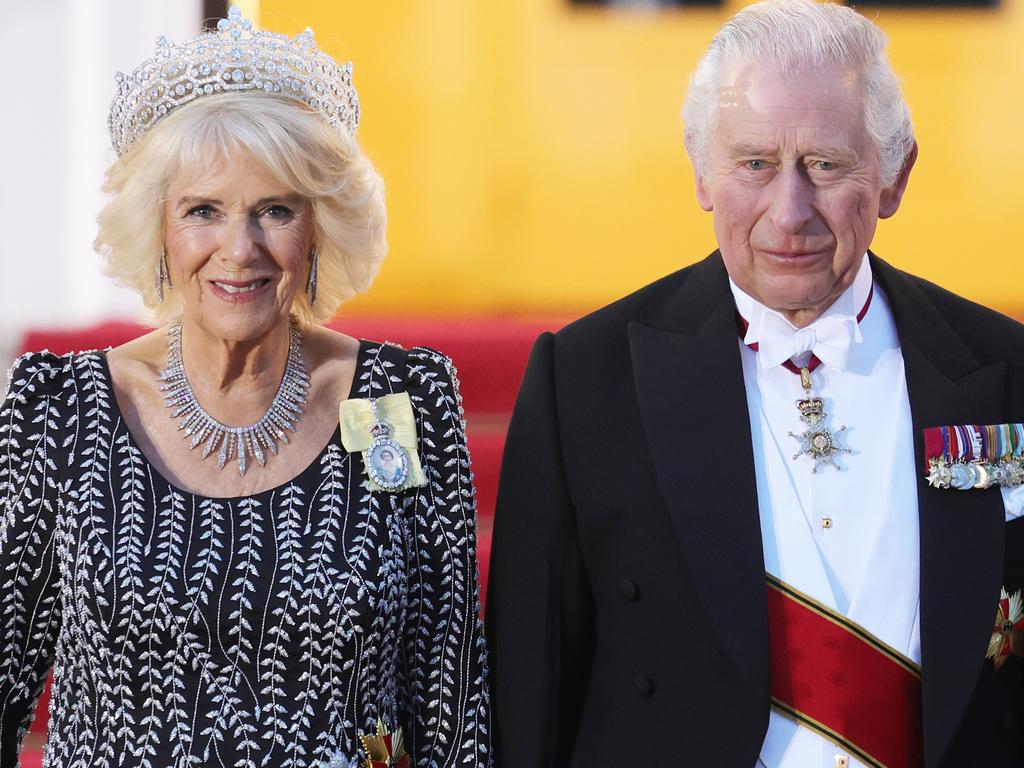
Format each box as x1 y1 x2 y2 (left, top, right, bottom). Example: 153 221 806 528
0 1 202 347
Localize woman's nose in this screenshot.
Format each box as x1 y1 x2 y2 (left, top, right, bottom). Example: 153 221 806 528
221 215 262 265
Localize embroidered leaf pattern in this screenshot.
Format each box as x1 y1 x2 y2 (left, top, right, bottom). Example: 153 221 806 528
0 346 492 767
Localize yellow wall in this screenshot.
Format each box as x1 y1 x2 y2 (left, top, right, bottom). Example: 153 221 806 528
260 0 1024 317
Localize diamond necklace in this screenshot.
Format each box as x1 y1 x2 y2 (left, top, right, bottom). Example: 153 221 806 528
158 321 310 476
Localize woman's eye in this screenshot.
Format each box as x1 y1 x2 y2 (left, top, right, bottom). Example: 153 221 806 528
186 204 216 218
262 205 295 219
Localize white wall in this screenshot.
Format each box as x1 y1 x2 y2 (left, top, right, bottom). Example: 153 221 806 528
0 1 201 352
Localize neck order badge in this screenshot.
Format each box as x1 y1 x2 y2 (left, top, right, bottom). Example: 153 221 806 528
738 286 873 472
788 365 851 472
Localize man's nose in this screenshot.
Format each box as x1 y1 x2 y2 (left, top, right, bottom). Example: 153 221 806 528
768 166 815 234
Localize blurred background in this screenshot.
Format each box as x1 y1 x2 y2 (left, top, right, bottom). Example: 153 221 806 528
2 0 1021 342
2 0 1022 760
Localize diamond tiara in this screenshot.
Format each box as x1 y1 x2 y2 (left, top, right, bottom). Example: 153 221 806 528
108 7 360 157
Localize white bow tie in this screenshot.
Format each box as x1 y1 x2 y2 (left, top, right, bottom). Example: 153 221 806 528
747 309 863 373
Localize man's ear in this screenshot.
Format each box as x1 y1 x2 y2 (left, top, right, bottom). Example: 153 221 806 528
879 141 917 219
696 169 713 212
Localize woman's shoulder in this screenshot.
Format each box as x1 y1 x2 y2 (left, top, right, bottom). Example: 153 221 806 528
404 346 461 404
404 343 455 370
354 339 459 392
4 349 92 400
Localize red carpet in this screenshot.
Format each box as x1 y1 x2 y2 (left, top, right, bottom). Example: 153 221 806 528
19 315 562 416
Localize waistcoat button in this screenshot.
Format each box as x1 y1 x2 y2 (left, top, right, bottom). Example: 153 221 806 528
634 676 654 697
620 579 639 601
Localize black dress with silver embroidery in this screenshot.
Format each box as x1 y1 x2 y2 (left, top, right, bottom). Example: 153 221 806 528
0 341 491 768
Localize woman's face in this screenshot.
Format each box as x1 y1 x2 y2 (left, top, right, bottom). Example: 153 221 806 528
163 149 314 344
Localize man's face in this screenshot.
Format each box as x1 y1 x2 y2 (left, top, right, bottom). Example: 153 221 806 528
696 62 914 326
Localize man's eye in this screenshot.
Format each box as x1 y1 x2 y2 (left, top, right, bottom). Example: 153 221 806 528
812 160 837 171
745 160 768 171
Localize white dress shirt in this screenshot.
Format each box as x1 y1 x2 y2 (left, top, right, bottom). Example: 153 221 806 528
734 256 1022 768
735 257 920 768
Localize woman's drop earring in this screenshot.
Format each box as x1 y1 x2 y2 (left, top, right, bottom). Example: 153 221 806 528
156 247 172 302
307 248 319 306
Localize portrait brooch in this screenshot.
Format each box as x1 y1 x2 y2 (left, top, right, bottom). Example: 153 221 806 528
340 392 426 492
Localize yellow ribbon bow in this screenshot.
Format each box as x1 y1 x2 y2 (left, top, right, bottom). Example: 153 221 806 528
339 392 427 492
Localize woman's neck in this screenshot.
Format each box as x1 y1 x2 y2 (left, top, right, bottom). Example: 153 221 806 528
175 318 293 406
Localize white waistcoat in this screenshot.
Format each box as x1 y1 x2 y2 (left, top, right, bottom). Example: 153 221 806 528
732 261 921 768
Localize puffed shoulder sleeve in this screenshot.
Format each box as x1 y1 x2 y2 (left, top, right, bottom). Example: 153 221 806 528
0 352 66 763
400 347 492 767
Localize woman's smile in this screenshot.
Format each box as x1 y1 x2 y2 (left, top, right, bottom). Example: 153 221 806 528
208 276 274 301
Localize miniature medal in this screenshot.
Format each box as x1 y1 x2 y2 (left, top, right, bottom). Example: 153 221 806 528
923 423 1024 490
788 366 851 472
365 399 410 491
925 458 953 489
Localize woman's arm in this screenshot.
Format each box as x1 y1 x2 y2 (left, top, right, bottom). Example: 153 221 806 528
400 347 492 768
0 353 65 766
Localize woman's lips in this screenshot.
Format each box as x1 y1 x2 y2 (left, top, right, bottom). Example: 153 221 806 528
208 278 272 302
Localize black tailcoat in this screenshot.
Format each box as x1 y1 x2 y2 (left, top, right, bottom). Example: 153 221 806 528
486 253 1024 767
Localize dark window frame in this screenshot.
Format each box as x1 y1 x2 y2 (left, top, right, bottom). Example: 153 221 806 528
203 0 229 31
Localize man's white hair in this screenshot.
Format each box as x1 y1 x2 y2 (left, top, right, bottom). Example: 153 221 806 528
682 0 914 187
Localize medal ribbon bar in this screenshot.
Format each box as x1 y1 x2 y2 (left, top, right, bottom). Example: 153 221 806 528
923 423 1024 490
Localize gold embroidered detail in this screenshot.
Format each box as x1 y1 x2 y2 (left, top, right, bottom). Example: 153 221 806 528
359 719 410 768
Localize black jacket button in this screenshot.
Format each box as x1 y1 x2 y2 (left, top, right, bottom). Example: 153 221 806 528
1003 709 1019 736
619 579 639 601
634 676 654 697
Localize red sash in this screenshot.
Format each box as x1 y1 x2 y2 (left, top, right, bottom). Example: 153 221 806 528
767 575 924 768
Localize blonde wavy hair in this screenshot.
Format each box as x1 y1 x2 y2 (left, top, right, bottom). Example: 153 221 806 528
95 92 387 325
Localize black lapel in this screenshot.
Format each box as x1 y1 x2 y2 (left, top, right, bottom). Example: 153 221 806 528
873 256 1007 767
628 254 769 701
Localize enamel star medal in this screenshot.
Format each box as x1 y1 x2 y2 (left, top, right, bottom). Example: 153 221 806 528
988 588 1024 671
788 367 851 472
